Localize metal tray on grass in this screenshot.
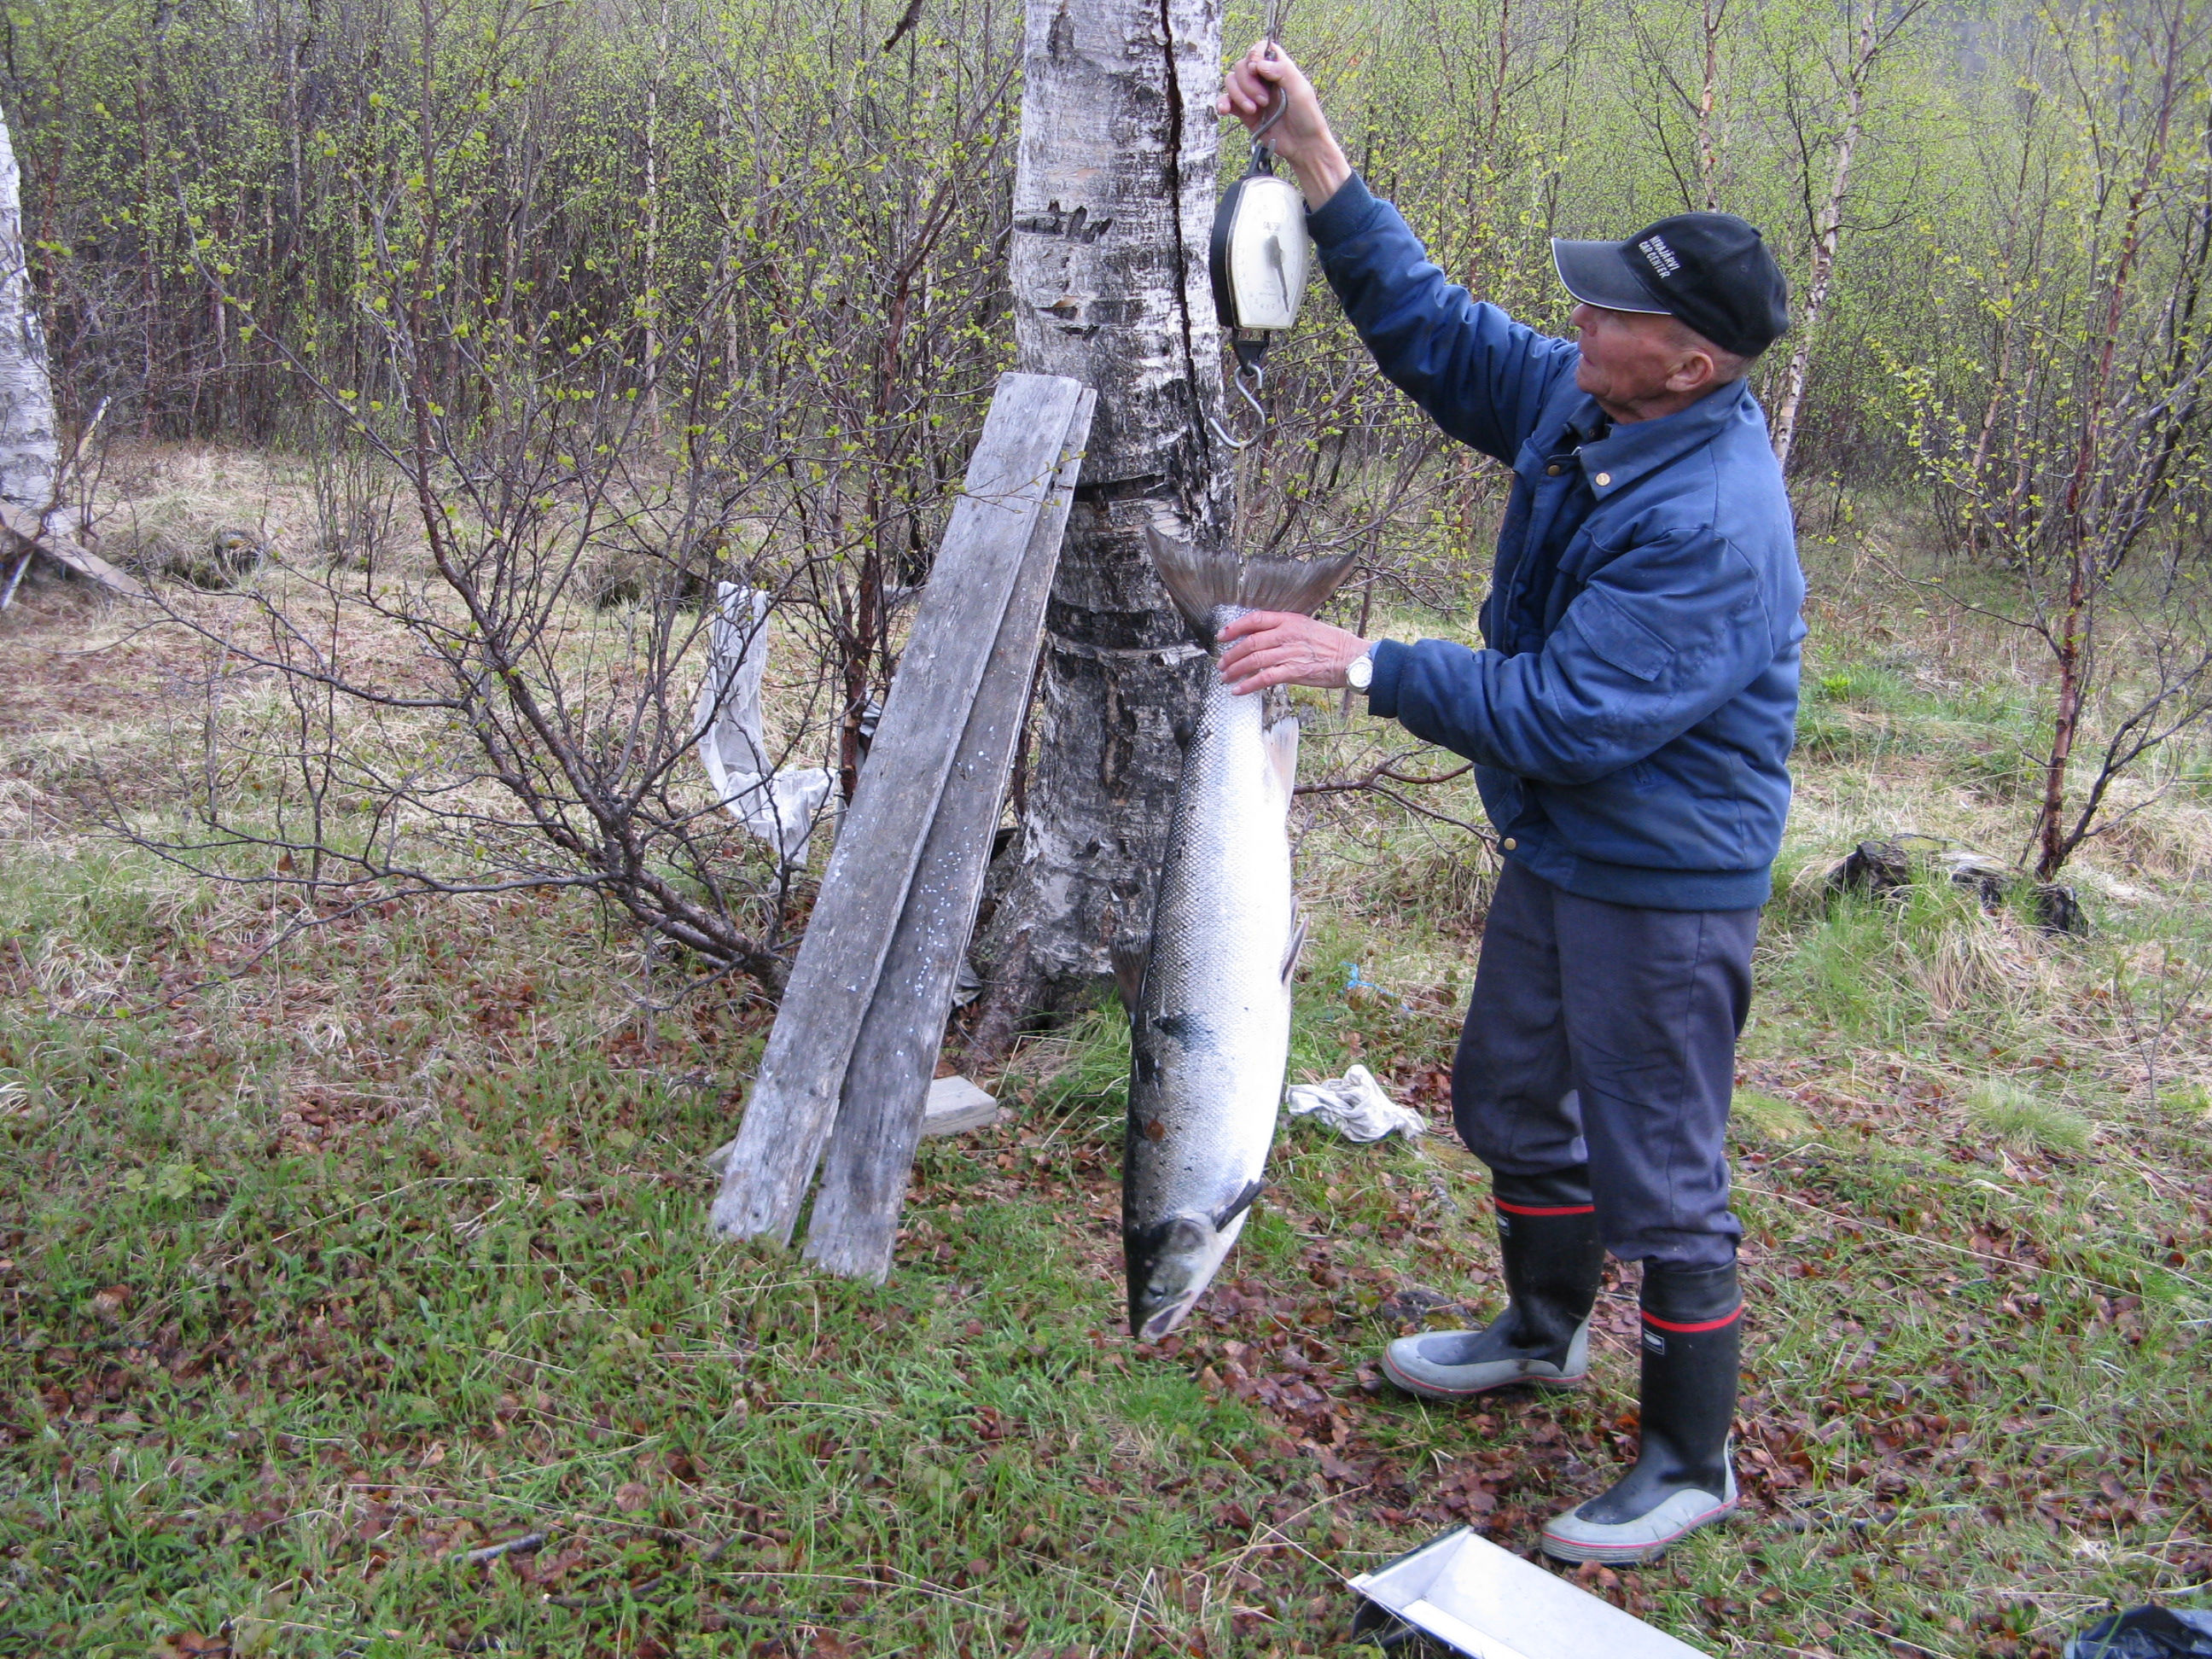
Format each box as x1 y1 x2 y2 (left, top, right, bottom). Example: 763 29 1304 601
1348 1527 1708 1658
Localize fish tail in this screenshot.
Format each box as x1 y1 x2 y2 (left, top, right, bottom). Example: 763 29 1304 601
1144 527 1359 647
1236 550 1359 619
1144 527 1239 644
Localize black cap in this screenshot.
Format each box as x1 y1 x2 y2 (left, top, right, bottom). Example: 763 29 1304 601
1551 212 1790 358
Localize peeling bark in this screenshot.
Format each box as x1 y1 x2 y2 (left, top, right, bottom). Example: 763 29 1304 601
969 0 1233 1057
0 101 58 515
1696 0 1726 212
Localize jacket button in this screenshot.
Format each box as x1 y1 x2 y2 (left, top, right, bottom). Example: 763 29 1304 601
1502 837 1518 851
1595 471 1612 486
1545 464 1563 476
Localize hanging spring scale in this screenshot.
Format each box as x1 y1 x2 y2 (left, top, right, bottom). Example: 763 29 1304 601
1207 23 1310 451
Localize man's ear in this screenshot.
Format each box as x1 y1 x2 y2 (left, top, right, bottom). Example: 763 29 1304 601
1666 346 1719 395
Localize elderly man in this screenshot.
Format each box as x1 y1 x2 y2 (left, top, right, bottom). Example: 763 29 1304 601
1213 48 1804 1565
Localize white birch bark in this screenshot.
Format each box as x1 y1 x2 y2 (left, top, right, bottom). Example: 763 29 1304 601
0 101 58 515
1768 69 1863 473
1008 0 1229 482
971 0 1236 1051
1770 0 1927 471
1697 0 1727 211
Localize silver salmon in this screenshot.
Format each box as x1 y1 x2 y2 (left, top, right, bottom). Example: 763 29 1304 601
1117 530 1355 1339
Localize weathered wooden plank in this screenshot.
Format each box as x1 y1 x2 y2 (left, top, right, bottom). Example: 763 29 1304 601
802 389 1092 1280
708 372 1089 1245
0 502 151 602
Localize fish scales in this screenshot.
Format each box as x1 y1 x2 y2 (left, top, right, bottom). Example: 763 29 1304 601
1121 532 1355 1339
1122 654 1296 1336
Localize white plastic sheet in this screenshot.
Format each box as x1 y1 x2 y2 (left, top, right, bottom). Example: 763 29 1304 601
1285 1062 1425 1142
694 584 835 867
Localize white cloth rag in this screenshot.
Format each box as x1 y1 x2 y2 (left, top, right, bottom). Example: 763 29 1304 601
695 584 836 867
1284 1063 1424 1142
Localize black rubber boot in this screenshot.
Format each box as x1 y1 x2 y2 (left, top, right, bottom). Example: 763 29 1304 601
1381 1169 1605 1400
1541 1260 1741 1563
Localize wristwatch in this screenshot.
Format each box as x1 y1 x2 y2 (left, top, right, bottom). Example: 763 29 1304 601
1346 650 1374 692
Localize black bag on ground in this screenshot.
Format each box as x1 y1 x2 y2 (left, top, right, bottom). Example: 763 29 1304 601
2065 1607 2212 1659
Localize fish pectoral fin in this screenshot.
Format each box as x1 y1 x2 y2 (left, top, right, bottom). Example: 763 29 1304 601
1109 939 1149 1016
1213 1179 1267 1231
1281 905 1307 987
1264 716 1300 801
1149 1009 1205 1045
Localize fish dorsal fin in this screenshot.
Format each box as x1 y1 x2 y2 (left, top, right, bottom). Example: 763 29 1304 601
1280 903 1307 986
1263 716 1300 801
1109 938 1149 1016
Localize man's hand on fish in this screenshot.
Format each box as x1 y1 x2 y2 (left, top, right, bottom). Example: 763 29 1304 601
1216 611 1369 695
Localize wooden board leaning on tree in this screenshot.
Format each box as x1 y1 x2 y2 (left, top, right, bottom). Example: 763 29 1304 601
800 391 1091 1280
707 371 1095 1269
0 501 150 602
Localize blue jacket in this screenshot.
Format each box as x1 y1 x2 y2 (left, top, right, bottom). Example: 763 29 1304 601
1307 175 1806 911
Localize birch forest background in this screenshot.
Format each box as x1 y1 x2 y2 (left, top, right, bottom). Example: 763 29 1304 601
9 0 2212 899
9 0 2209 543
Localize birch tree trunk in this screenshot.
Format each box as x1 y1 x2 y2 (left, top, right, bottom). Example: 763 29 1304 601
1696 0 1727 212
1767 61 1863 474
0 101 59 515
1768 0 1927 472
968 0 1233 1057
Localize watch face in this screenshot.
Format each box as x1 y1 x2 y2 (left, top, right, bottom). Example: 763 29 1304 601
1348 654 1372 690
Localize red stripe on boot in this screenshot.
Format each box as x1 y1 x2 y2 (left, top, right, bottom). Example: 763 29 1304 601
1642 1304 1743 1334
1494 1199 1597 1217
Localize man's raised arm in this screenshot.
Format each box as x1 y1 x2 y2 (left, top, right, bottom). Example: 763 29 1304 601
1218 44 1578 466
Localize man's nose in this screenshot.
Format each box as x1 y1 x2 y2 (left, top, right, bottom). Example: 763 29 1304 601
1569 302 1595 333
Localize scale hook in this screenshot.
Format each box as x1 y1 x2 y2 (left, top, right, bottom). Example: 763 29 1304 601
1206 361 1268 452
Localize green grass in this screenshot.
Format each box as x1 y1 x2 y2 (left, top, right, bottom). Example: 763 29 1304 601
1730 1090 1817 1144
1966 1080 2094 1155
9 533 2212 1659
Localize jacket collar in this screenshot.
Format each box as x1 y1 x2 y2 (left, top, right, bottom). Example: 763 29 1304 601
1571 378 1755 501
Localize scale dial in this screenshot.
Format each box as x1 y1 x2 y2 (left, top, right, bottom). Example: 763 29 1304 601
1217 174 1308 334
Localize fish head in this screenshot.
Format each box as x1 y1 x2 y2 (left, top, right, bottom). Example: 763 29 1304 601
1126 1208 1252 1340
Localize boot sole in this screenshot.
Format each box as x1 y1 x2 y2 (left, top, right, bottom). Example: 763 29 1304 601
1539 1497 1738 1566
1380 1348 1587 1402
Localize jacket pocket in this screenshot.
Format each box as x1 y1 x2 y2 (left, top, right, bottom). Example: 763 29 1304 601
1568 586 1673 683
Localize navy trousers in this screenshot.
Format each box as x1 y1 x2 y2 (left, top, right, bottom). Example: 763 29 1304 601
1452 859 1759 1270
